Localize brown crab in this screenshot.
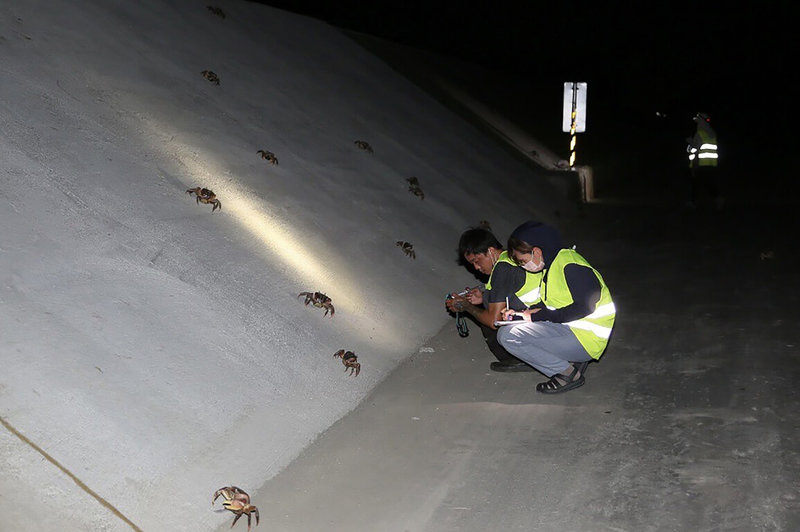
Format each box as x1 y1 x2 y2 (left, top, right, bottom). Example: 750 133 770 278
206 5 226 19
213 486 259 531
396 241 415 259
478 220 492 231
186 187 222 212
256 150 278 165
406 177 424 200
298 291 334 317
354 140 373 154
334 349 361 376
201 70 220 85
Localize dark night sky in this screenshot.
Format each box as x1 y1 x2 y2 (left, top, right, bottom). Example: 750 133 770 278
255 1 792 191
257 2 785 102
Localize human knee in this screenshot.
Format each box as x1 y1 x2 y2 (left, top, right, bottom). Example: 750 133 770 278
496 326 514 348
497 327 528 356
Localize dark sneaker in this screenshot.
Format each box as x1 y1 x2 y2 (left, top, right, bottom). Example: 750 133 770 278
490 361 534 372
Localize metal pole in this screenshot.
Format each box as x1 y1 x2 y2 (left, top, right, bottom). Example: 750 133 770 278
569 82 578 168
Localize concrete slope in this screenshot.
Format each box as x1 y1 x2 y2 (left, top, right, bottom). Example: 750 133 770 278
0 1 572 530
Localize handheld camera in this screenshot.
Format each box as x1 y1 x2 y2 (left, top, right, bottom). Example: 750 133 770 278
445 288 470 301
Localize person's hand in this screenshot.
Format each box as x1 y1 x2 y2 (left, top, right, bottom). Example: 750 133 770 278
445 294 467 313
500 308 538 321
465 287 483 305
500 308 517 320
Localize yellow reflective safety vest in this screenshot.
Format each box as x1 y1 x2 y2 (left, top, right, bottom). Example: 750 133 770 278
687 129 718 168
541 249 615 359
485 251 543 306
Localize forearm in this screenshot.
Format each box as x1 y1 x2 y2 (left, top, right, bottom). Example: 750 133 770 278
457 301 502 329
531 302 592 323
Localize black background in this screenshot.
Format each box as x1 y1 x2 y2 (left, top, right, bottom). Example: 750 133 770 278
253 1 792 198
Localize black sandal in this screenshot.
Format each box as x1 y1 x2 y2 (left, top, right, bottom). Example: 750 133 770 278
536 364 586 394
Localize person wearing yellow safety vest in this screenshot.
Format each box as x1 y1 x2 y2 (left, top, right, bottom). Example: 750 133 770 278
685 112 722 209
497 221 615 394
444 226 543 372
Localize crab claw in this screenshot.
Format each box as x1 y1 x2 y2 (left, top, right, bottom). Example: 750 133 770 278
343 361 361 376
347 359 361 377
230 506 259 531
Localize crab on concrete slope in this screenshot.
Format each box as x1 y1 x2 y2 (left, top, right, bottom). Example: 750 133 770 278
186 187 222 212
334 349 361 376
406 177 424 200
478 220 492 231
213 486 259 531
256 150 278 165
298 291 334 317
201 70 220 85
206 5 226 19
396 241 415 259
354 140 373 154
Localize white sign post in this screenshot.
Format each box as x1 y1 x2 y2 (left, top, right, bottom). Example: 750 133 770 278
562 82 587 168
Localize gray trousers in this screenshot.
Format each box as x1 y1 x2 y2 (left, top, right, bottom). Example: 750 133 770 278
497 321 591 377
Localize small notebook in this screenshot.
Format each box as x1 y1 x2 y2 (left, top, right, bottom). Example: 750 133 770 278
493 319 526 327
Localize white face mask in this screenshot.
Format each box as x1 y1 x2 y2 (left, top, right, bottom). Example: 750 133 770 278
521 256 544 272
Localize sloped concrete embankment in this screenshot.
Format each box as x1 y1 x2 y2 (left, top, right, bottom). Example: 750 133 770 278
0 1 572 530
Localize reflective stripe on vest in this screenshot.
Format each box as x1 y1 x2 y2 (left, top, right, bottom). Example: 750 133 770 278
688 144 719 161
565 302 616 338
543 301 615 338
688 130 718 167
485 250 543 305
517 285 541 305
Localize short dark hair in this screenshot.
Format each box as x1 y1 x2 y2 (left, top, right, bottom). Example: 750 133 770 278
458 228 502 258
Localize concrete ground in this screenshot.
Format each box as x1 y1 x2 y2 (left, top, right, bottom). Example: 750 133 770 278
219 193 800 532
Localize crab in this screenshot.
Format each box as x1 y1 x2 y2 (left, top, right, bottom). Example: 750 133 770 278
406 177 424 200
298 291 334 317
354 140 373 154
213 486 259 531
186 187 222 212
478 220 492 231
396 241 415 259
201 70 220 85
257 150 278 165
334 349 361 376
206 5 226 19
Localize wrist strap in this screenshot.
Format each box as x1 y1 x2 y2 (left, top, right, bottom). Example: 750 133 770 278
455 312 469 337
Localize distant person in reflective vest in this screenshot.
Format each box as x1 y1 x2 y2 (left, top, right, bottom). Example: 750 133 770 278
497 221 615 394
686 112 722 209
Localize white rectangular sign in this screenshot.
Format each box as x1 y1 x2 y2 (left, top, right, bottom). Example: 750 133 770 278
562 82 587 133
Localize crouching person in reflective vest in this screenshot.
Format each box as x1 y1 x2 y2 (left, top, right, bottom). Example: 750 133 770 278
497 221 615 394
